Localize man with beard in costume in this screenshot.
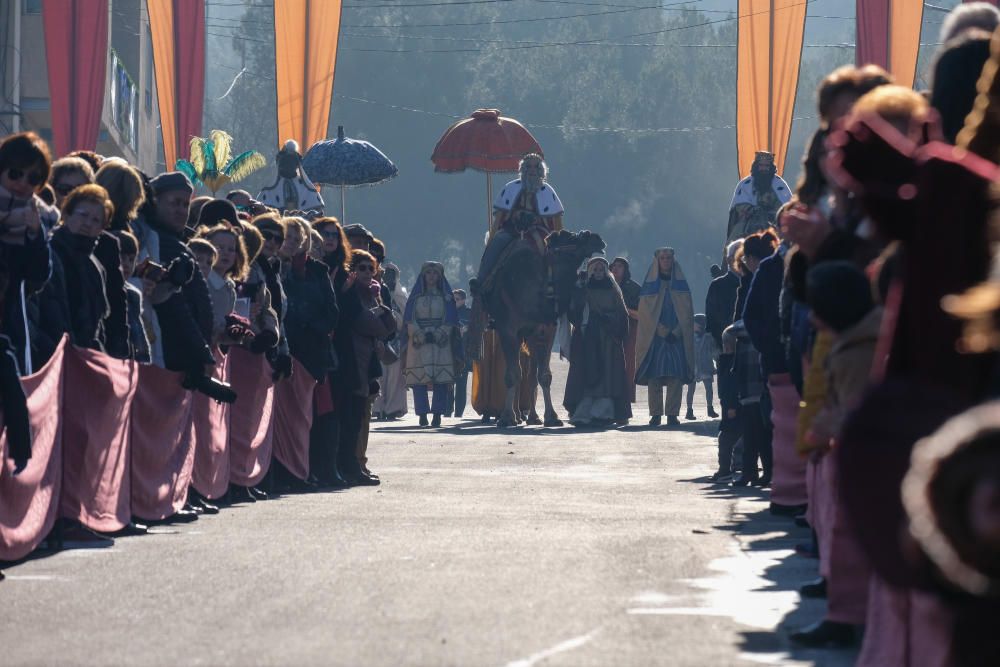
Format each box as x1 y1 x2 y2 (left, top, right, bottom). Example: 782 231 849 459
470 153 564 299
469 154 564 423
726 151 792 242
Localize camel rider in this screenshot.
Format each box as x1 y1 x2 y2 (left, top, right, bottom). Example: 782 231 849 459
470 154 564 298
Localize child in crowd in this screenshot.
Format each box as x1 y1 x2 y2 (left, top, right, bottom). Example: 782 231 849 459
712 326 742 482
189 238 217 283
686 313 718 419
115 230 151 363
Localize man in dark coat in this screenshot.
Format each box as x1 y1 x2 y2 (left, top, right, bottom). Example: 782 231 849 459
705 240 744 351
742 244 788 377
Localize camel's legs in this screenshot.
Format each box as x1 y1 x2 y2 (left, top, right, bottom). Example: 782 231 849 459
531 325 562 427
497 328 522 429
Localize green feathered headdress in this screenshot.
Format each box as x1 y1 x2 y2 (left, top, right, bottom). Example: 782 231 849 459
176 129 266 196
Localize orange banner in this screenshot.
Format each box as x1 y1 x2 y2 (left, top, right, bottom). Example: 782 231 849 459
274 0 343 151
857 1 924 89
736 0 807 176
889 0 924 90
148 0 205 171
148 0 177 170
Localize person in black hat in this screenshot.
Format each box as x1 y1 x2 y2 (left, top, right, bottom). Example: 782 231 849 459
143 172 234 404
343 223 373 254
196 197 241 232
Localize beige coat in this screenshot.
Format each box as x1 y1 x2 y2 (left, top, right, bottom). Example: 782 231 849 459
404 291 456 386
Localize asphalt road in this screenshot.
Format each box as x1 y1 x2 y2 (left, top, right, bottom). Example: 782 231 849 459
1 358 857 666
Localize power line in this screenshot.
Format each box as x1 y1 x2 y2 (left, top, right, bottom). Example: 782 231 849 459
331 91 818 135
207 1 690 28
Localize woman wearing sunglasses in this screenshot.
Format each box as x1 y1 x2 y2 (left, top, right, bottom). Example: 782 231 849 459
0 131 58 373
251 213 293 383
333 249 397 486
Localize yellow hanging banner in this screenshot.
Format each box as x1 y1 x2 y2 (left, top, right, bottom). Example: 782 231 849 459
274 0 343 150
736 0 807 176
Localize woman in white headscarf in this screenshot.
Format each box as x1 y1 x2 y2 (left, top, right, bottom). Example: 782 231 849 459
563 257 631 427
403 262 460 427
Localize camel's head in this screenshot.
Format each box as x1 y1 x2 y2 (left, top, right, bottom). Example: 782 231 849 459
546 230 607 310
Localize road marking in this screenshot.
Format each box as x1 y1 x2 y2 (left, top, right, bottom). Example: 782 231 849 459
2 574 64 581
504 628 601 667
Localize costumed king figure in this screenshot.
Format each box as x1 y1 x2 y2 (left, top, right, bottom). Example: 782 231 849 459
471 153 564 300
727 151 791 242
635 248 695 427
258 140 324 213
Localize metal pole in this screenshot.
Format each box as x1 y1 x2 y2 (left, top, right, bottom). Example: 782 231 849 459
486 172 493 232
12 0 21 133
341 185 346 223
767 0 775 154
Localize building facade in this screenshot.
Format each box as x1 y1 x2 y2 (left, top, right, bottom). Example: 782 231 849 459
0 0 162 173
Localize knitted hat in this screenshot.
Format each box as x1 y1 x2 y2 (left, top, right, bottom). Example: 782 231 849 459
806 261 874 332
149 171 193 196
197 198 240 229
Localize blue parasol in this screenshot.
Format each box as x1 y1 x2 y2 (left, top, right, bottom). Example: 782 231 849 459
302 126 398 221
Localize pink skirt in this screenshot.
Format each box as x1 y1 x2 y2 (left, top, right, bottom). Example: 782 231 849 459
190 349 231 500
228 347 275 487
816 452 870 624
130 364 195 521
0 337 67 559
858 576 954 667
768 374 807 506
61 345 138 532
272 358 316 482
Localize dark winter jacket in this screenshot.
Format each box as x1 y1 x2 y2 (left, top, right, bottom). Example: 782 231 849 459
93 232 131 359
256 255 289 359
742 250 787 376
282 255 339 381
125 281 151 363
1 233 51 372
49 227 109 351
705 270 740 350
153 226 215 372
334 286 396 397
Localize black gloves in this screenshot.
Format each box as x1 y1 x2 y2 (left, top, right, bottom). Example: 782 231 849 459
269 352 293 382
249 329 279 354
166 253 195 288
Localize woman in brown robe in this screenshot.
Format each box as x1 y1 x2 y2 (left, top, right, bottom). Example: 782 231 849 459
611 257 641 403
564 257 631 427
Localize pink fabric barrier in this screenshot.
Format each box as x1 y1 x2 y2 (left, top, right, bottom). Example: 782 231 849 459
60 345 138 533
272 358 316 482
228 347 275 486
768 374 807 506
857 576 954 667
130 364 194 521
0 338 67 560
190 350 231 500
816 452 870 625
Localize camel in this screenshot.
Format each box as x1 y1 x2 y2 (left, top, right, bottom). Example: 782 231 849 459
470 230 606 428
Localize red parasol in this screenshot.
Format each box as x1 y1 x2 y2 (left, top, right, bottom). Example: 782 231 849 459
431 109 543 227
